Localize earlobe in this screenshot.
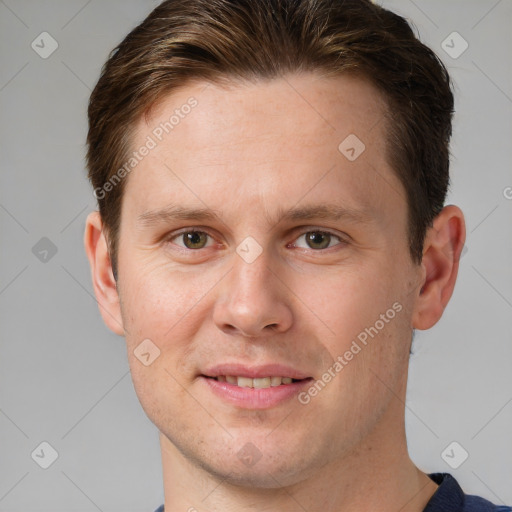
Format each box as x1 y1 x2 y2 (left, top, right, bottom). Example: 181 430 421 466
412 205 466 330
84 211 125 336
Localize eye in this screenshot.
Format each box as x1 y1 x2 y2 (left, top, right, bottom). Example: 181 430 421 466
169 230 214 250
292 230 345 250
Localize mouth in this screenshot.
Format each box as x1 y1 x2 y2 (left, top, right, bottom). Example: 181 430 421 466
200 374 314 409
199 363 314 408
201 375 311 388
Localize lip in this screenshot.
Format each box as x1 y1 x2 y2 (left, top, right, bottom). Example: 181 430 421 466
199 363 313 410
200 375 313 409
201 363 311 380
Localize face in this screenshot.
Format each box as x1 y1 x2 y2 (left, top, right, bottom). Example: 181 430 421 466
112 73 423 487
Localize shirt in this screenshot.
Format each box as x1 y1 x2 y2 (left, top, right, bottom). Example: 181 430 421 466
153 472 512 511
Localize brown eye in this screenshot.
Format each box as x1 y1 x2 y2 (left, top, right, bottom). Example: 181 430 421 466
178 231 210 249
293 231 343 250
305 232 331 249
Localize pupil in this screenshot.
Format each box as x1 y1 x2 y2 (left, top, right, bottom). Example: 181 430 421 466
307 232 330 249
185 232 205 249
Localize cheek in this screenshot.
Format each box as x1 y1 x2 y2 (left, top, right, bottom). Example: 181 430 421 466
117 263 218 398
118 267 212 420
294 263 398 347
120 263 209 338
294 259 412 400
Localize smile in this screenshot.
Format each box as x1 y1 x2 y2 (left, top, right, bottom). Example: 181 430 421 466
209 376 304 388
201 375 314 409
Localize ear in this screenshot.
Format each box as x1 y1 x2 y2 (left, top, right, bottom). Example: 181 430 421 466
412 205 466 330
84 211 125 336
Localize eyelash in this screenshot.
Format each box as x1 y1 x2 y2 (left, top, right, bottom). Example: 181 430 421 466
164 228 347 252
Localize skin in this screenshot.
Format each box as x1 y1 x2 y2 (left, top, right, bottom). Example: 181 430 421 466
84 72 466 512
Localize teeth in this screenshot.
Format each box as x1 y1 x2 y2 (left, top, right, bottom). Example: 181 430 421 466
270 376 282 386
214 376 298 388
253 377 271 388
237 377 253 388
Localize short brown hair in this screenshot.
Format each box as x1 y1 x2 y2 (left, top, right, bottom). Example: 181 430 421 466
86 0 454 280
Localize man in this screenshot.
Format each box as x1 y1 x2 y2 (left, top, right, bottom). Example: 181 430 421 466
83 0 510 511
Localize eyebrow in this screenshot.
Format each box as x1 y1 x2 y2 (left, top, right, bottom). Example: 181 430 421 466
136 203 375 229
137 205 221 227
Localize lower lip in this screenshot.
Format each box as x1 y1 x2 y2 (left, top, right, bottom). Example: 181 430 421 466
200 376 313 409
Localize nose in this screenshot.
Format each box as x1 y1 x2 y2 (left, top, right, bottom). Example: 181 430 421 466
212 249 293 338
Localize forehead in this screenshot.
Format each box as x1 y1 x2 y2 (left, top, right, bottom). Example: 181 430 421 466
141 72 389 154
124 72 404 225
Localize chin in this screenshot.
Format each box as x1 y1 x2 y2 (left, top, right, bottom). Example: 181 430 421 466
157 409 329 487
212 437 321 489
202 457 308 489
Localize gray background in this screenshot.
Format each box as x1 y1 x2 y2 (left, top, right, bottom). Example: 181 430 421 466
0 0 511 510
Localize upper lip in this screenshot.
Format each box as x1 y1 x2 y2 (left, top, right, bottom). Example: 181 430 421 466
202 363 312 380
